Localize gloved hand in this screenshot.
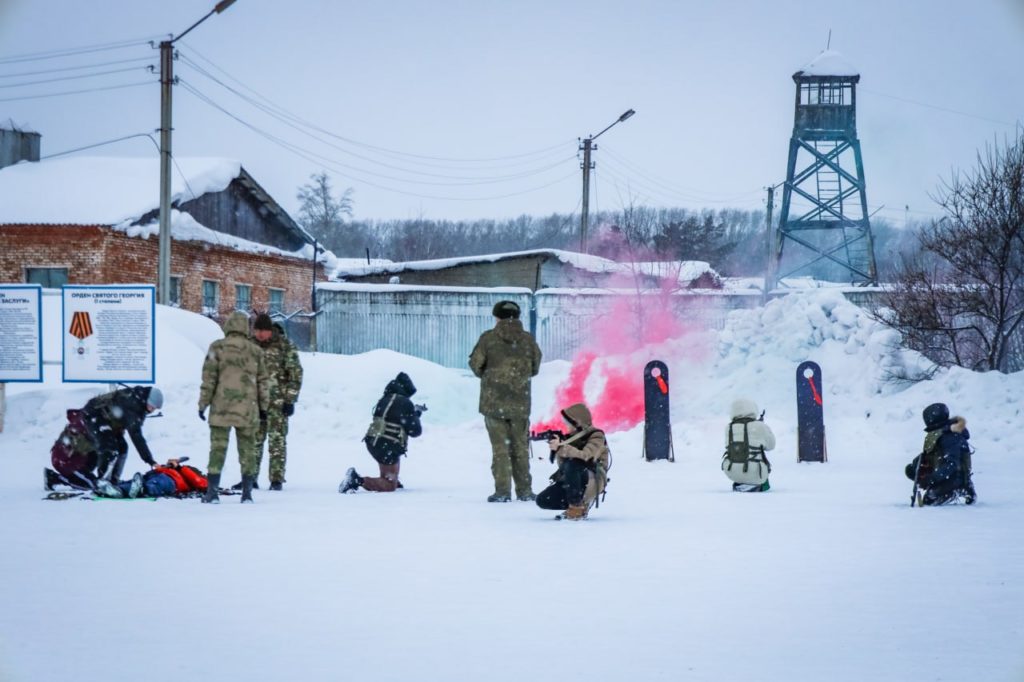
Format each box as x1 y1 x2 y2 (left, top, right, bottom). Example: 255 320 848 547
282 403 295 417
259 410 268 424
547 437 562 452
198 409 206 421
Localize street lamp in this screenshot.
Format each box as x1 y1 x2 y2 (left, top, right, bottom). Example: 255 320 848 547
157 0 238 305
579 108 634 254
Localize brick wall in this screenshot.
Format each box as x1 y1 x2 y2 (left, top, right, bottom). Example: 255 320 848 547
0 224 325 319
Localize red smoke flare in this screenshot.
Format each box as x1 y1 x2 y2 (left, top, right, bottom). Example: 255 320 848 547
534 290 709 434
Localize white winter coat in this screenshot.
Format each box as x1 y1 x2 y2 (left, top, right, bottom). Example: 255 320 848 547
722 398 776 485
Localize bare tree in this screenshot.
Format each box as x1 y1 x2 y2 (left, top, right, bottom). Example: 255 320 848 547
878 130 1024 372
296 171 355 252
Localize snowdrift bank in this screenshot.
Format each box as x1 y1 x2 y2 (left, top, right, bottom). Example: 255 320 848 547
1 292 1022 682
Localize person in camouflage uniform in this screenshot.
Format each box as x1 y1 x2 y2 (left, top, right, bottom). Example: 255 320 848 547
244 314 303 491
469 300 542 503
197 311 270 504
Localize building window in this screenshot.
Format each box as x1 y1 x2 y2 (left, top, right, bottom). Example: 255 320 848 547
25 267 68 288
235 284 252 311
202 280 220 315
268 288 284 314
169 277 182 307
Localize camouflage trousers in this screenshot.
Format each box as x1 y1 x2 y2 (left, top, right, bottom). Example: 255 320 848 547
256 408 290 483
484 416 532 498
207 425 258 477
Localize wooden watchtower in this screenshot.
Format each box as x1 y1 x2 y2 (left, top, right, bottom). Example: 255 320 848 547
772 50 877 286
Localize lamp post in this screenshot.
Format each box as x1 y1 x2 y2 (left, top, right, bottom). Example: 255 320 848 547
579 108 634 254
157 0 238 305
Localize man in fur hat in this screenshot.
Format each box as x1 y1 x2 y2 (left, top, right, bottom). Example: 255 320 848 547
469 300 542 503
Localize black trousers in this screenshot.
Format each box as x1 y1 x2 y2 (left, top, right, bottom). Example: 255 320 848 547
536 459 590 510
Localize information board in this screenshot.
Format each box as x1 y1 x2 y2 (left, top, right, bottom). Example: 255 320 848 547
62 286 155 383
0 285 43 382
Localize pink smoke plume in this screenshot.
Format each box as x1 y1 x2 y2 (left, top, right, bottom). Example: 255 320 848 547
533 285 711 435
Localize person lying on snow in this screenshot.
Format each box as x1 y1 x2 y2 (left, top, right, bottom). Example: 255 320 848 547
95 458 208 499
905 402 977 506
339 372 424 494
721 398 776 492
535 403 610 520
44 386 163 492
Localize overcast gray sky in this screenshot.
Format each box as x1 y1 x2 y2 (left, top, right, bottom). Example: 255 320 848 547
1 0 1022 224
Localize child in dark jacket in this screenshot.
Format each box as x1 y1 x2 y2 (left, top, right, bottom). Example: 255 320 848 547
339 372 423 493
905 402 976 506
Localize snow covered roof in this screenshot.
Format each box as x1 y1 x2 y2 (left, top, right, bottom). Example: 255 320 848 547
794 49 860 79
0 154 325 261
331 248 720 287
0 156 241 225
124 209 322 263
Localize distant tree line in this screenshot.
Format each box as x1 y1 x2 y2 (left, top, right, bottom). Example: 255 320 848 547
295 171 915 278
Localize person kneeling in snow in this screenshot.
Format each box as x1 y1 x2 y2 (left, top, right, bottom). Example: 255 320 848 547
45 386 163 492
339 372 423 494
535 403 610 520
721 398 775 492
905 402 976 506
95 458 208 499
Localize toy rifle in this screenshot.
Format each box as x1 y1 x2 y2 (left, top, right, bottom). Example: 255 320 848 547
910 451 924 507
530 429 567 463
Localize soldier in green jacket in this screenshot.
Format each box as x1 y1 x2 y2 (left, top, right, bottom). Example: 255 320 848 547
244 314 303 491
197 311 270 504
469 300 542 503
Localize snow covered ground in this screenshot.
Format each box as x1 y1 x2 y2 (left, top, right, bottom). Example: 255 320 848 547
1 292 1022 682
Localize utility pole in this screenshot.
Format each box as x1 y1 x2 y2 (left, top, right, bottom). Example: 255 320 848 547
579 137 593 253
157 0 238 305
578 109 635 255
157 39 173 305
763 184 775 300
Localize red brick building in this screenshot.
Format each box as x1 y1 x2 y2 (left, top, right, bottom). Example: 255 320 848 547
0 145 327 321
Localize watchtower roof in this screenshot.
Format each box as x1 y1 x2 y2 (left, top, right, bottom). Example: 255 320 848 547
793 50 860 81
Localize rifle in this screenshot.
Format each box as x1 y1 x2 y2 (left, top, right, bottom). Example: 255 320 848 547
910 452 924 507
414 404 428 415
530 429 567 463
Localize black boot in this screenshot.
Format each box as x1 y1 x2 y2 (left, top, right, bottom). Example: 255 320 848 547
241 475 255 503
231 480 259 490
203 473 221 504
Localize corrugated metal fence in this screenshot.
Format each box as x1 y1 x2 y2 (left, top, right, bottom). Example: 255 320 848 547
316 284 532 368
315 284 768 366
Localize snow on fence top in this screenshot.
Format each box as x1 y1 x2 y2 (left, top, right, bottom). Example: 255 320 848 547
0 155 241 225
317 282 532 295
796 49 859 78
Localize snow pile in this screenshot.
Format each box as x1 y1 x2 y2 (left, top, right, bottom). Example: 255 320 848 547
716 289 933 396
0 156 241 225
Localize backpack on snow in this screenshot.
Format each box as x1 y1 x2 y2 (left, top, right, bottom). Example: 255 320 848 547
723 417 771 475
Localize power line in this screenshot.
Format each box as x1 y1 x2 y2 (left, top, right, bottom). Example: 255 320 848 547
600 144 765 203
178 78 573 187
0 56 156 79
41 132 159 159
859 87 1019 128
179 43 577 167
0 65 153 89
178 79 578 202
178 55 573 182
0 37 159 65
0 80 153 103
